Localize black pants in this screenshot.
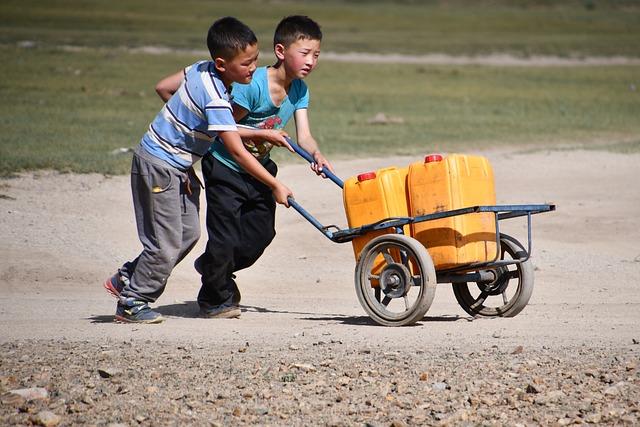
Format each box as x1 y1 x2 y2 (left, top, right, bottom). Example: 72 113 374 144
197 153 277 307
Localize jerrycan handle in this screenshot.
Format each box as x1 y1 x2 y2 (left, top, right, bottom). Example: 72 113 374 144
285 136 344 188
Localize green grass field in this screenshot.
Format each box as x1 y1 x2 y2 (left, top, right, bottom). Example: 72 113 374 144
1 0 639 175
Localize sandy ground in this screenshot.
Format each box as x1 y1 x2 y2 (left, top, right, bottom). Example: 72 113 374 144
1 148 639 425
1 148 639 346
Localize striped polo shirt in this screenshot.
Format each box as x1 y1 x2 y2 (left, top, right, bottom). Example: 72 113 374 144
139 61 237 170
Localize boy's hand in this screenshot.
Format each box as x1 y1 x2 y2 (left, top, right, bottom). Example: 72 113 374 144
311 151 334 176
261 130 294 153
272 182 293 207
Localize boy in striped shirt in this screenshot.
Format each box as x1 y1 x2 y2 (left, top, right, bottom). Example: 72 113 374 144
103 17 292 323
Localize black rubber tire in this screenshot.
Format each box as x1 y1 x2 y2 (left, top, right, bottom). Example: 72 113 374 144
355 234 437 326
453 234 534 317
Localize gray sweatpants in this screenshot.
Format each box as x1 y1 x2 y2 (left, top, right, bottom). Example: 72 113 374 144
119 147 201 302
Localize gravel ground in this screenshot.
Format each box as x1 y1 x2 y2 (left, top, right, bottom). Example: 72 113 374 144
0 339 640 426
2 340 639 426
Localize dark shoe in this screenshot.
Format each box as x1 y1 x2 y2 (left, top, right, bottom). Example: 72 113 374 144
103 272 129 299
115 298 164 324
199 303 241 319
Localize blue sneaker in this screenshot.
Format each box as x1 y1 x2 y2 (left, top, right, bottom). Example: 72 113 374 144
199 302 240 319
103 272 129 299
115 298 164 324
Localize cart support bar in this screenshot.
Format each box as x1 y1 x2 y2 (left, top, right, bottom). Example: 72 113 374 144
285 137 344 188
438 270 496 284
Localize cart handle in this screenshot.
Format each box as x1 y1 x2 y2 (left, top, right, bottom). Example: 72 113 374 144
285 136 344 188
287 196 335 240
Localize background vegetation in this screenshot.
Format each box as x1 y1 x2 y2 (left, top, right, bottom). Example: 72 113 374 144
1 0 639 175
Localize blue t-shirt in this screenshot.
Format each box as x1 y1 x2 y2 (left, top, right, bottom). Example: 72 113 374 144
210 66 309 172
140 61 236 170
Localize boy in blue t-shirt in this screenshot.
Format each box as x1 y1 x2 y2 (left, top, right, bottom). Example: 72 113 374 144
102 17 293 323
196 15 333 318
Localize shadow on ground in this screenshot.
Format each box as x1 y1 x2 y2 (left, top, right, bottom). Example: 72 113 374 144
302 314 474 326
87 304 473 325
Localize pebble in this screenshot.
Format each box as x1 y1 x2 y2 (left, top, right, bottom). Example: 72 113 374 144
31 411 61 427
97 368 121 378
8 387 49 401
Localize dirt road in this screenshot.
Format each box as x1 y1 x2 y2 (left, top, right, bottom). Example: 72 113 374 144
1 148 639 425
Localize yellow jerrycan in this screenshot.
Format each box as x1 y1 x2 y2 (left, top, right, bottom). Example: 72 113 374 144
408 154 497 269
343 166 410 262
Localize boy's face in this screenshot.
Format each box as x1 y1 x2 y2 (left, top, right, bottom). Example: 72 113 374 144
276 38 321 79
215 43 259 85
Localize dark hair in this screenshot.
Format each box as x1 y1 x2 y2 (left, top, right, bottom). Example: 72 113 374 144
207 17 257 60
273 15 322 48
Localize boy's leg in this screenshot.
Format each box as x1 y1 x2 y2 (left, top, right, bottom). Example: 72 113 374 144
120 149 189 303
235 159 278 271
106 169 200 299
198 154 246 311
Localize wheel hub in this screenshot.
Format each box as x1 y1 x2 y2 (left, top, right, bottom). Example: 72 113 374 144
379 263 412 298
478 266 511 295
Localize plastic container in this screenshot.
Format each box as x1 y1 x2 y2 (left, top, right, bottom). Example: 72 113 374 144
343 166 410 261
408 154 497 269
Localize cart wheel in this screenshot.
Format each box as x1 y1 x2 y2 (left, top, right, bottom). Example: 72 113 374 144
453 234 534 317
355 234 437 326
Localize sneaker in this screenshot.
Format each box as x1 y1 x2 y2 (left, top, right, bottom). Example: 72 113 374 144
115 298 164 324
103 272 129 299
199 303 241 319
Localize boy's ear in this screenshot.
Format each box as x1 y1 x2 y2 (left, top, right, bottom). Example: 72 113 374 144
213 57 226 73
274 43 286 61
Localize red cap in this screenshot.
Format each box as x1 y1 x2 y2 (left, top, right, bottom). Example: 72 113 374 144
424 154 443 163
357 172 377 182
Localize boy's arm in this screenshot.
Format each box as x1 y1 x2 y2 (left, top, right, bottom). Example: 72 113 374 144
155 70 185 102
218 130 293 206
294 109 334 174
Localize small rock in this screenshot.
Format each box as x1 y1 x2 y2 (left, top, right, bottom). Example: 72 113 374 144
145 386 159 395
98 368 121 378
366 112 404 125
604 382 625 396
431 382 449 391
419 372 429 381
511 345 524 354
254 406 269 415
526 384 540 394
8 387 49 401
291 363 316 372
18 40 37 48
110 147 134 156
1 392 25 406
31 410 61 427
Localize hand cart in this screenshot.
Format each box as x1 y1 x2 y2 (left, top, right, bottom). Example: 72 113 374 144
285 138 555 326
